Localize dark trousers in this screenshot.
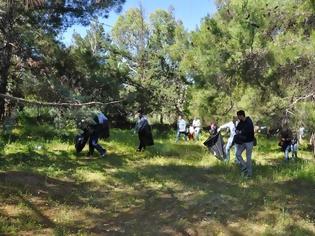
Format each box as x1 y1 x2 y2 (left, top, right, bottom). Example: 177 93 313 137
89 133 106 155
137 133 146 151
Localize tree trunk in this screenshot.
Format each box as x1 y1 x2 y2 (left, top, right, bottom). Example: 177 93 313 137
0 44 13 121
0 3 14 120
160 113 163 124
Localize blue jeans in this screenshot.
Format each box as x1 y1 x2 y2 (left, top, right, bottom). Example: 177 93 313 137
291 143 298 158
285 144 298 159
225 137 238 163
194 128 201 141
89 133 106 156
236 142 254 176
176 131 187 142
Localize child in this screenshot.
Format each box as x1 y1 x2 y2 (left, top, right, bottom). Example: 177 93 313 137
188 123 195 141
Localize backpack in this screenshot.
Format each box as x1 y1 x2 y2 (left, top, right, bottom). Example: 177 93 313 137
99 119 110 139
95 113 110 139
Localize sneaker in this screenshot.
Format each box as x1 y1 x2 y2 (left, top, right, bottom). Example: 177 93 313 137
101 150 107 157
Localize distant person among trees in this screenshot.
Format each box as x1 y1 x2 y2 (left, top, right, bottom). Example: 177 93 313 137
310 132 315 157
279 124 294 161
298 126 305 143
218 116 239 163
234 110 255 177
291 132 298 159
188 122 195 141
134 110 154 152
75 111 109 157
192 117 201 141
176 115 187 142
209 121 218 136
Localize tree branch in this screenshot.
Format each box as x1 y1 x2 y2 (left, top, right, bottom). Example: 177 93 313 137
0 93 123 107
289 92 315 108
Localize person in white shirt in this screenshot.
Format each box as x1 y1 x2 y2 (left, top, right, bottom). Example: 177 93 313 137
298 126 305 143
218 116 239 163
192 117 201 141
176 115 187 142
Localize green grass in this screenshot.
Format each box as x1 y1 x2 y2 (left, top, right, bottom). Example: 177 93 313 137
0 127 315 235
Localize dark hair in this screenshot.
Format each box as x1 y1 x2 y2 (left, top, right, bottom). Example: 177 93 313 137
237 110 245 117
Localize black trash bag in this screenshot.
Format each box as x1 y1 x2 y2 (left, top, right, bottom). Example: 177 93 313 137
98 120 110 139
139 123 154 146
203 132 225 160
75 130 89 153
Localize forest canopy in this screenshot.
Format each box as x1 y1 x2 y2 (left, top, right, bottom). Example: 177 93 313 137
0 0 314 129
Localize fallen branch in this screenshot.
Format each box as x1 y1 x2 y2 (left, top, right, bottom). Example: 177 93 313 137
0 93 123 107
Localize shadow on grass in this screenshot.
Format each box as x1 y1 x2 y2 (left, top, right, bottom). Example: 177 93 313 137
106 161 315 234
1 134 315 234
145 142 206 160
0 149 133 177
0 171 90 235
0 160 314 235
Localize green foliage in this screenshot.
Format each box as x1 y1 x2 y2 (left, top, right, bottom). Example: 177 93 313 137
182 0 315 125
1 0 315 131
294 102 315 131
0 0 125 119
111 7 189 115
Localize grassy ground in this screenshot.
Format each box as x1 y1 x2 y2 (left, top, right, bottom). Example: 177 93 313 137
0 126 315 235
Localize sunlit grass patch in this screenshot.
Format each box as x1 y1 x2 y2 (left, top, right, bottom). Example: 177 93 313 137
73 169 107 184
0 126 315 235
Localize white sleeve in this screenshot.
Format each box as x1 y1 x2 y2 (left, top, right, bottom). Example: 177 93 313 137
219 121 231 130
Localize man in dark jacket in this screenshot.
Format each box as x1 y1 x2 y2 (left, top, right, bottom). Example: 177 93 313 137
76 111 108 157
234 110 255 177
135 111 154 151
279 125 293 161
88 111 109 157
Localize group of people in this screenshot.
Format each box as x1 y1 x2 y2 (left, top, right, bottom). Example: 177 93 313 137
217 110 255 177
176 116 202 142
75 110 154 157
76 109 305 178
177 110 255 177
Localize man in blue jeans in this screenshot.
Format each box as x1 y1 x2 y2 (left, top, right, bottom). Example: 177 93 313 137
234 110 255 177
76 111 109 157
88 112 108 157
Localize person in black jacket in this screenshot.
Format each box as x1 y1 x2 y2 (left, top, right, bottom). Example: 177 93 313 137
135 111 154 151
76 111 108 157
279 125 293 161
234 110 255 177
88 111 108 157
